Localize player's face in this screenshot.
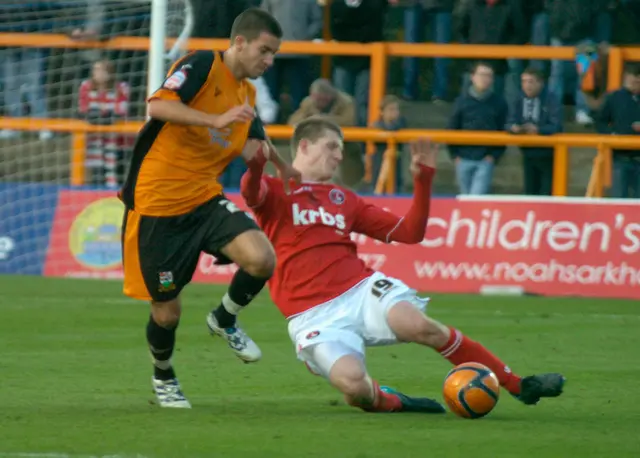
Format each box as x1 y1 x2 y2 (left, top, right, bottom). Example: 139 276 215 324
240 32 281 79
305 130 344 180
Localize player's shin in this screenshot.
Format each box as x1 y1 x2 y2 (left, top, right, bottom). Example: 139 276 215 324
211 268 269 328
146 315 178 380
387 304 523 396
437 326 522 396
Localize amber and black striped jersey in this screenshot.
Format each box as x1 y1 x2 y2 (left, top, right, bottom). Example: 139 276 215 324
120 50 266 217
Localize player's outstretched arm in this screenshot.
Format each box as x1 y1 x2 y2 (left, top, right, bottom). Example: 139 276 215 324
352 139 437 244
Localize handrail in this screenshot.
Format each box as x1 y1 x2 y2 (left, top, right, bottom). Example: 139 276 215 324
2 32 640 196
2 117 638 196
3 117 639 148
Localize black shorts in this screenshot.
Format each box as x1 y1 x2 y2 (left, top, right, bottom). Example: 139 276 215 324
122 194 259 302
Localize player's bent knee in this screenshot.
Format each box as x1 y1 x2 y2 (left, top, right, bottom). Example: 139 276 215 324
222 230 276 278
150 299 181 328
387 301 449 348
243 246 276 278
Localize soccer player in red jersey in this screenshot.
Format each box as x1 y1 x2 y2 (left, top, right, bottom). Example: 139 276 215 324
239 116 565 413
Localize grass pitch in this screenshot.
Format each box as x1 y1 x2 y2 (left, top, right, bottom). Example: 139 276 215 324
0 276 638 458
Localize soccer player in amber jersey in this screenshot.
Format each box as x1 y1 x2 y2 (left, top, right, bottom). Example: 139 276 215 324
120 8 300 408
239 116 565 413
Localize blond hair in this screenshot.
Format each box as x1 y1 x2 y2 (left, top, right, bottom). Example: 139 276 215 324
290 116 343 156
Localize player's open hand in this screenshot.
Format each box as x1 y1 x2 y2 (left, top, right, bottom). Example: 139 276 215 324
409 138 439 176
212 103 255 129
259 140 302 193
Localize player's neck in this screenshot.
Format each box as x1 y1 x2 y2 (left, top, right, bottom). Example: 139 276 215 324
221 50 246 81
293 161 324 183
298 170 330 184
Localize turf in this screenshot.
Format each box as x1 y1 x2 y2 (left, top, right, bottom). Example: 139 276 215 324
0 276 638 458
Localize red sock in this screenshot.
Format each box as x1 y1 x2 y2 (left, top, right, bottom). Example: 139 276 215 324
348 380 403 412
438 327 522 395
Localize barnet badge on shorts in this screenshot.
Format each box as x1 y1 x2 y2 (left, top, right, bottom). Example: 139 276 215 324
158 271 176 292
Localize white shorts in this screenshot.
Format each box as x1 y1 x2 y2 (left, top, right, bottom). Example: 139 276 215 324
287 272 429 378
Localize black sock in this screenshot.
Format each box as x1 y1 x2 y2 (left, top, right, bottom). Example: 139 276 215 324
146 316 177 380
212 269 269 328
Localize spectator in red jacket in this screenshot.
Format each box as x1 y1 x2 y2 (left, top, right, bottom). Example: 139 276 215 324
78 59 130 189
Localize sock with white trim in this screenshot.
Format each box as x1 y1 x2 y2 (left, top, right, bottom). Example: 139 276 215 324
437 327 522 396
147 316 177 381
211 269 269 328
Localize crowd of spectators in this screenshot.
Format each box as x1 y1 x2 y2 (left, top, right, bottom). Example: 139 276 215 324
0 0 639 197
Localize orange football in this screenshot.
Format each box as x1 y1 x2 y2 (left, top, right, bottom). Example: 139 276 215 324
443 362 500 419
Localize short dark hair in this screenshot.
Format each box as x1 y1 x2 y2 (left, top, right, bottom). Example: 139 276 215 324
230 8 283 42
470 61 494 74
522 67 544 81
291 116 344 155
624 62 640 76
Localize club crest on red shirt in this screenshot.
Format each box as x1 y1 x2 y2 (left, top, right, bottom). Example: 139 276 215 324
329 188 345 205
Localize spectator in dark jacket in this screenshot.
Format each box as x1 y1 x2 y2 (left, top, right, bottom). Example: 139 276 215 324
448 62 508 195
457 0 527 99
595 62 640 198
507 67 563 196
402 0 454 102
330 0 390 127
546 0 614 125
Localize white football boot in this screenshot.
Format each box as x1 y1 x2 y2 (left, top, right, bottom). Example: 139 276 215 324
206 313 262 363
151 377 192 408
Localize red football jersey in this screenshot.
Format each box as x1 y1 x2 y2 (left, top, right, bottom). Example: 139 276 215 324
241 158 434 318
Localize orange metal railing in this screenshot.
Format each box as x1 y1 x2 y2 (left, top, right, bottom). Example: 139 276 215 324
2 32 640 196
1 117 638 197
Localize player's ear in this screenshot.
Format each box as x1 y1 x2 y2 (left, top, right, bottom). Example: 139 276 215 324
232 34 246 50
298 139 309 155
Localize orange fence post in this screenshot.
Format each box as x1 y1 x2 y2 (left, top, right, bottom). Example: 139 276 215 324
552 144 569 196
368 42 386 129
374 149 388 195
71 133 86 186
607 47 624 91
384 139 397 194
367 42 387 185
586 153 601 197
603 144 612 188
